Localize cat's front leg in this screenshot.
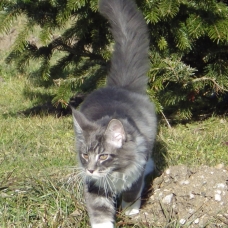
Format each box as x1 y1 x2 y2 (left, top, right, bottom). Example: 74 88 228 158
84 184 115 228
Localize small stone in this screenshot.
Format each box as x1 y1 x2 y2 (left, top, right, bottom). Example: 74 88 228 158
179 219 186 225
180 180 190 185
165 168 171 175
188 208 195 214
189 193 195 199
215 190 222 195
194 218 200 224
215 194 222 201
216 183 225 189
162 194 173 204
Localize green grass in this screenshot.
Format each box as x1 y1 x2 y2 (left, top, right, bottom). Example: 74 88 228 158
157 117 228 168
0 67 228 227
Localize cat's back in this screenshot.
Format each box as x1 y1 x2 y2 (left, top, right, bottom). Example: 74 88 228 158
80 86 155 126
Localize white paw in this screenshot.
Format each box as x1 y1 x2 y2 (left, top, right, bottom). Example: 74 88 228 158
122 199 141 216
125 208 139 216
91 222 114 228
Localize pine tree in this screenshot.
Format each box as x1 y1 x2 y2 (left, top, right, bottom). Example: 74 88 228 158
1 0 228 120
144 0 228 119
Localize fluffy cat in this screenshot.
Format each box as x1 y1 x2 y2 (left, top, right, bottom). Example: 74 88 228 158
71 0 157 227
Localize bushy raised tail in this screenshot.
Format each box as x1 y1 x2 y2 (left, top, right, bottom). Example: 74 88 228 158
99 0 149 94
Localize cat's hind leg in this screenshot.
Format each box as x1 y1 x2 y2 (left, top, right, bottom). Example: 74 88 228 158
122 158 155 216
121 175 144 216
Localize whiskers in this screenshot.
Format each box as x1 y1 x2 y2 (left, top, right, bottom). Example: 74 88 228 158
95 173 117 202
104 173 116 196
62 166 86 200
97 171 130 198
61 164 142 203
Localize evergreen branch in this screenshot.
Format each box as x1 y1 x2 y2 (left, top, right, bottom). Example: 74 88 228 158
214 25 221 42
0 8 21 34
159 0 180 18
10 19 35 52
186 77 228 92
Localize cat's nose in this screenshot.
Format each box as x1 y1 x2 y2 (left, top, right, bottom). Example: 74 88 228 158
88 169 94 174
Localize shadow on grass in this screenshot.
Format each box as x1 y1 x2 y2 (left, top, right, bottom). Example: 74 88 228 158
21 101 72 117
162 97 228 127
1 90 86 118
20 91 86 117
1 101 72 119
21 89 71 117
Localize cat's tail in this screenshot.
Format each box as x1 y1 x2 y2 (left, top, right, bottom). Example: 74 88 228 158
99 0 149 94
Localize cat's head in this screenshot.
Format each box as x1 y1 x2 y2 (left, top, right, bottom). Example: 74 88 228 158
72 109 136 179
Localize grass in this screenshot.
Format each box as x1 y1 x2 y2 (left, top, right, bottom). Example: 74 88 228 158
0 61 228 227
0 75 84 227
157 117 228 168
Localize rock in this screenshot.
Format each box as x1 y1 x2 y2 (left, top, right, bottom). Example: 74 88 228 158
179 218 186 225
215 194 222 201
189 192 195 199
165 168 171 175
215 183 226 189
194 218 199 224
162 193 173 204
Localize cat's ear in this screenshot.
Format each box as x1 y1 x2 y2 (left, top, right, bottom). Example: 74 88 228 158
105 119 126 148
72 108 97 140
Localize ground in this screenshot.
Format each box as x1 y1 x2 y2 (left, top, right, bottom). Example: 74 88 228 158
130 165 228 227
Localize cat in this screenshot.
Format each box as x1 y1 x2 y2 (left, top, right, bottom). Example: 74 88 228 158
71 0 157 227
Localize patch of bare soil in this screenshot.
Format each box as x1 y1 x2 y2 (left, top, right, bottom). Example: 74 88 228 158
135 165 228 227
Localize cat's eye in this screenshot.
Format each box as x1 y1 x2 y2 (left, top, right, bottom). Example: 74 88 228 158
82 153 89 160
99 154 109 161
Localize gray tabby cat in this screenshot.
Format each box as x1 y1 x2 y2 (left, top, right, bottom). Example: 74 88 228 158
72 0 157 227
